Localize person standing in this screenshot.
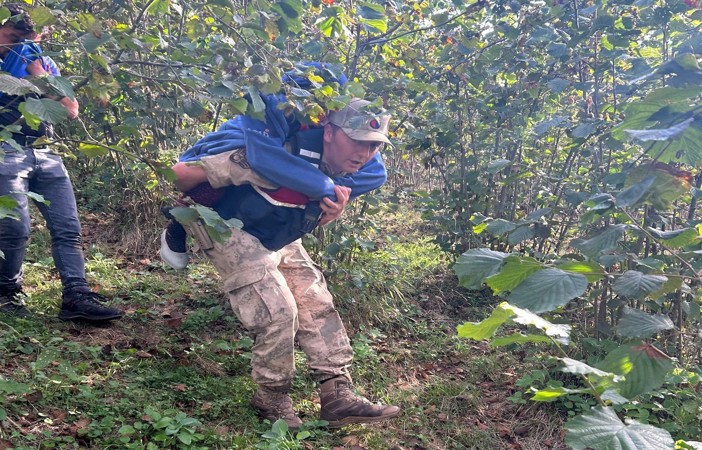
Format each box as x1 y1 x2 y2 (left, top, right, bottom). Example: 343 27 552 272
0 3 123 321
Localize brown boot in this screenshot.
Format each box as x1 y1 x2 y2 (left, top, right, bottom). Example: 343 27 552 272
251 385 303 429
319 377 401 428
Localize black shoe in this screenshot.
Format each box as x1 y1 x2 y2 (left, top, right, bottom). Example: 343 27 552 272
59 289 123 321
0 288 32 317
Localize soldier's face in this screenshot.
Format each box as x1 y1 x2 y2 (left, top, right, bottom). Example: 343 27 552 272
322 124 382 174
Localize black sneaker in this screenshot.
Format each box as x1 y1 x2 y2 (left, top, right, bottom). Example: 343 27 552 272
59 289 123 321
0 289 32 317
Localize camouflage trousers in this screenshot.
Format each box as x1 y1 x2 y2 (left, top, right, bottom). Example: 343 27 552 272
203 227 353 388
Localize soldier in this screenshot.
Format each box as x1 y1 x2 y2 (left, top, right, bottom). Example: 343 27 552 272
166 92 401 428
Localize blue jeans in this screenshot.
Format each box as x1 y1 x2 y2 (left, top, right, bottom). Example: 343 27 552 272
0 147 88 293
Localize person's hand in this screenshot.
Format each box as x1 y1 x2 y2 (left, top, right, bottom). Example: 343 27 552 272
319 185 351 226
26 59 48 77
26 59 80 119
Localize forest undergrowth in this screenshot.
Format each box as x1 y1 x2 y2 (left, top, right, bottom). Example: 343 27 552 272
0 207 569 450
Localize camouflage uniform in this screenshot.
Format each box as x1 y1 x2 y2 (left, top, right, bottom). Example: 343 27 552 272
195 152 353 388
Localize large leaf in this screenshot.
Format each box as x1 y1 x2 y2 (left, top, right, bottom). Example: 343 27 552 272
615 307 674 338
647 227 699 249
571 225 628 259
531 386 587 402
506 269 588 313
457 302 570 343
533 115 568 135
565 406 674 450
453 248 509 290
485 255 544 294
624 165 692 210
556 260 604 282
485 218 516 235
457 302 514 340
507 225 535 245
625 116 695 142
357 2 387 33
597 343 674 398
612 86 702 141
560 357 621 381
0 74 41 95
615 176 655 208
20 98 68 124
508 303 571 341
647 122 702 167
612 270 667 299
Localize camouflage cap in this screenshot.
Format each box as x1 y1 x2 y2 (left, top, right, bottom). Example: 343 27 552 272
327 99 391 144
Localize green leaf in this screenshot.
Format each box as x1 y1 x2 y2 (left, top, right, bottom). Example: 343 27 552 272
247 86 265 112
453 248 509 290
506 269 588 313
0 74 41 95
560 357 621 381
547 78 570 93
177 431 192 445
78 32 112 53
508 225 535 245
612 86 702 141
146 0 170 15
597 343 674 398
486 159 511 174
78 143 109 157
572 121 600 139
531 386 569 402
534 116 568 136
615 176 655 208
625 165 691 210
485 255 544 294
508 303 571 341
29 6 57 27
571 225 627 259
0 379 31 395
20 98 68 124
457 302 515 340
525 207 552 222
565 406 674 450
358 3 387 33
647 227 699 249
556 260 604 282
491 333 552 346
485 219 516 236
612 270 667 299
625 116 695 142
615 307 674 338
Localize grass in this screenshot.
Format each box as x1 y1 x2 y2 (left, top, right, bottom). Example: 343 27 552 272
0 219 567 449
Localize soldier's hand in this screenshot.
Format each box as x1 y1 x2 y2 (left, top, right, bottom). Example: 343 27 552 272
319 186 351 226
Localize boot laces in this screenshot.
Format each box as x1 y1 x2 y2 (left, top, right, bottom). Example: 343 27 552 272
335 381 371 404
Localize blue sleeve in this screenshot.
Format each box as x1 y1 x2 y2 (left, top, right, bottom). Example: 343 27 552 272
1 42 42 78
41 56 60 76
333 152 387 199
244 129 336 200
242 93 337 200
178 119 248 162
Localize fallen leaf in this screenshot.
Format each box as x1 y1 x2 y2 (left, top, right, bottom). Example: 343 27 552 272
173 384 187 392
136 350 153 358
